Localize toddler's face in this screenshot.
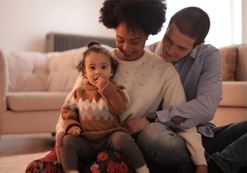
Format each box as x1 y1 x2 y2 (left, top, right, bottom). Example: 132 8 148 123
84 52 112 86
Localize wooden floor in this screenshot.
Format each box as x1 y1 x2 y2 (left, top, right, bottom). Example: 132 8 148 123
0 133 55 157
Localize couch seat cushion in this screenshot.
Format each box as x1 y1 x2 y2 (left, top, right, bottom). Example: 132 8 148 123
6 92 67 111
219 81 247 107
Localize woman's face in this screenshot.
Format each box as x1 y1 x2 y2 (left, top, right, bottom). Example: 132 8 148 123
115 22 148 61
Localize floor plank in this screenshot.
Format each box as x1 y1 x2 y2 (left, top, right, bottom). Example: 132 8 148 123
0 133 55 157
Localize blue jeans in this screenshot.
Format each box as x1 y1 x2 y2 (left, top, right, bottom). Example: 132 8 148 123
136 121 247 173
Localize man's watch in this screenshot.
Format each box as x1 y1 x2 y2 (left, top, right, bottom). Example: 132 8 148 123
146 112 157 123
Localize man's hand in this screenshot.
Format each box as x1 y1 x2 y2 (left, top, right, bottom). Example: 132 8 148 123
171 116 186 124
123 117 149 135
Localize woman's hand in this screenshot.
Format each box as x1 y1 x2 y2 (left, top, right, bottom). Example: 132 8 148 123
123 117 149 135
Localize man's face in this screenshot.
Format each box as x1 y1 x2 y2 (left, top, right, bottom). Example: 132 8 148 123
162 23 196 62
115 22 148 61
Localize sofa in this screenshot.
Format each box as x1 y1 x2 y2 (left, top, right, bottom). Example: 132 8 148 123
0 48 84 134
0 34 115 135
212 44 247 126
0 32 246 135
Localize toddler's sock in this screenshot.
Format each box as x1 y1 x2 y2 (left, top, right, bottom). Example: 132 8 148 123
136 164 149 173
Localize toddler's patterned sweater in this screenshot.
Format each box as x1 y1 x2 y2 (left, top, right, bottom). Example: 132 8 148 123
61 81 129 140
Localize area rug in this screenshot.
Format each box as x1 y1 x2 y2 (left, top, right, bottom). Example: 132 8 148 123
0 151 49 173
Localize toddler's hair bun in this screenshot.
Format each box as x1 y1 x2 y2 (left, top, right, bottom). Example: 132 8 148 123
87 41 101 48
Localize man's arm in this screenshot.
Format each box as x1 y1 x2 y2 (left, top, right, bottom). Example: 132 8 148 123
156 46 222 128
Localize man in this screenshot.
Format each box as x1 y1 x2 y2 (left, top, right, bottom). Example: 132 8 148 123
125 7 247 173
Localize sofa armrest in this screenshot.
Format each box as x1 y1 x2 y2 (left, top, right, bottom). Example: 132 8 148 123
219 81 247 107
236 44 247 81
219 45 238 81
0 50 7 111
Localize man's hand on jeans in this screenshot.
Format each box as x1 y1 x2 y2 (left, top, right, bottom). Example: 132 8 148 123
171 115 186 124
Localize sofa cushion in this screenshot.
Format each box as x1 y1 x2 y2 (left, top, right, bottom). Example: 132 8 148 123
6 92 67 111
220 46 238 81
5 51 49 92
219 81 247 107
0 50 8 111
236 44 247 81
47 47 86 92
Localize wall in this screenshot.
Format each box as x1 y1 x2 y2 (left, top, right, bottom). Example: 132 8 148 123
0 0 115 52
243 0 247 43
1 0 244 52
147 0 243 47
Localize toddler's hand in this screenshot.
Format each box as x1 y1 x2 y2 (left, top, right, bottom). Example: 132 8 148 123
95 76 107 89
67 126 81 136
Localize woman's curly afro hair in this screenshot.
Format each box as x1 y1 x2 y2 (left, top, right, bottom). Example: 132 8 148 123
99 0 167 35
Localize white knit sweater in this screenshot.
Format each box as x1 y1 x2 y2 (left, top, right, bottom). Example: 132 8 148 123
56 48 185 133
55 48 207 165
